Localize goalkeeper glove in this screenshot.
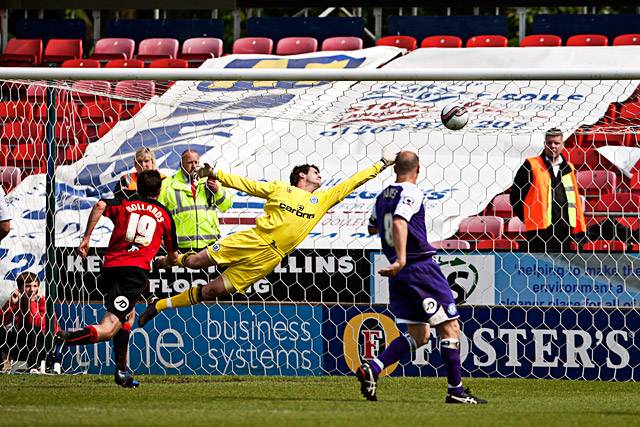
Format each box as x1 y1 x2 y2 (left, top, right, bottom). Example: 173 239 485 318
380 147 397 169
195 162 217 179
177 251 197 267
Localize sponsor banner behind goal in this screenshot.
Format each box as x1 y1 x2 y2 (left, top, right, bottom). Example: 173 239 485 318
58 303 323 376
326 305 640 381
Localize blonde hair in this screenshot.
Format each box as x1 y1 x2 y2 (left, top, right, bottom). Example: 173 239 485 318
134 147 157 169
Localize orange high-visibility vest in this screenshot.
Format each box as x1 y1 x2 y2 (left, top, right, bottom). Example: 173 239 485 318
523 157 586 233
120 172 139 190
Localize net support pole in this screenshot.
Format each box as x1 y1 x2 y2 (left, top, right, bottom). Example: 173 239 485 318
45 85 58 348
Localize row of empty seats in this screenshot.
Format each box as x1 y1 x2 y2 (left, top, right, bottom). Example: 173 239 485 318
4 32 637 69
0 36 367 68
376 33 640 50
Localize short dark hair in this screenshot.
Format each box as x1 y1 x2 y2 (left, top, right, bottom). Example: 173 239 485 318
16 271 39 291
137 169 163 198
545 128 563 139
289 164 319 186
394 151 419 175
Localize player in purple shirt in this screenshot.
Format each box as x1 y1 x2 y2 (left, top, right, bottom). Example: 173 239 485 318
356 151 487 404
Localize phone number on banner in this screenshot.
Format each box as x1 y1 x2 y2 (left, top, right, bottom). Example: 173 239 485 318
320 120 528 137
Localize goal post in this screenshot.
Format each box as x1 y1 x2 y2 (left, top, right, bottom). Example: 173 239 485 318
0 46 639 379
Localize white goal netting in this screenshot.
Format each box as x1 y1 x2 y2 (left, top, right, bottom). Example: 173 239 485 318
0 45 639 380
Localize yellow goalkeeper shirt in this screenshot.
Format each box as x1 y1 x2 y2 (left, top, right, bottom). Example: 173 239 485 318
217 162 384 255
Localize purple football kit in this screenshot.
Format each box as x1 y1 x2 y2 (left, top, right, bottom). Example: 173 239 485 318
371 181 459 325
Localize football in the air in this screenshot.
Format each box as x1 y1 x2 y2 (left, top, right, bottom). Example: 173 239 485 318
440 104 469 130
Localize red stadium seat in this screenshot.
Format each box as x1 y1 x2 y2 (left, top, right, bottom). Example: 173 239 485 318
588 192 640 231
420 35 463 48
10 144 45 170
114 80 155 118
55 121 87 144
136 38 179 61
581 240 627 252
488 194 513 218
90 38 135 61
457 215 504 240
564 146 611 171
504 217 526 241
148 58 189 68
616 102 640 126
179 37 223 65
0 166 22 193
475 239 520 251
33 100 78 122
613 34 640 46
1 122 43 145
64 143 89 163
105 59 145 69
431 240 471 250
0 38 42 66
466 35 508 48
43 39 83 65
97 120 118 138
376 35 417 51
520 34 562 47
80 101 123 140
0 101 32 122
566 34 608 46
321 36 363 51
62 59 101 68
276 37 318 55
576 170 617 197
70 80 111 103
232 37 273 54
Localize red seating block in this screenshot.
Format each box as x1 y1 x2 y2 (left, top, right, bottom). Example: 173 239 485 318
520 34 562 47
613 34 640 46
581 240 627 252
431 240 471 250
467 35 508 47
376 35 417 51
148 58 189 68
62 59 101 68
616 102 640 126
0 101 32 122
232 37 273 54
276 37 318 55
179 37 223 65
576 170 617 197
136 38 179 61
0 38 42 66
70 80 111 104
457 215 504 240
321 37 363 51
420 35 463 48
488 194 513 218
566 34 608 46
1 122 44 145
98 120 118 138
106 59 145 68
505 217 526 241
43 39 83 65
64 143 88 163
90 38 135 61
475 239 520 251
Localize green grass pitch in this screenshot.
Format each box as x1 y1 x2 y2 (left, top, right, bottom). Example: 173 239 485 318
0 375 638 426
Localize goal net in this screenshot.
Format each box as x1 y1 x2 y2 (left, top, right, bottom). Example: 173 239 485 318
0 45 639 380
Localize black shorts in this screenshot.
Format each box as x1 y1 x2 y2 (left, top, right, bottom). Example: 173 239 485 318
99 266 148 323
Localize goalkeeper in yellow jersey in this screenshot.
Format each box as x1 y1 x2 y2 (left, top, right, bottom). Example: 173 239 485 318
138 149 396 327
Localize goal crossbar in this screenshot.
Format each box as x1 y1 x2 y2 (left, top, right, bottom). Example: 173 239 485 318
1 67 640 81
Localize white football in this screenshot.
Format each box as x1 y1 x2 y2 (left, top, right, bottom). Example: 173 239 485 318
441 104 469 130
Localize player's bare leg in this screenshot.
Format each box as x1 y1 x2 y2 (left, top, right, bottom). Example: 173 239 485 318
56 311 123 345
437 319 487 404
138 274 230 327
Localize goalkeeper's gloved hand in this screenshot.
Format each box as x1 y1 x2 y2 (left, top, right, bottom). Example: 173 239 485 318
380 147 397 169
177 251 197 267
195 162 217 179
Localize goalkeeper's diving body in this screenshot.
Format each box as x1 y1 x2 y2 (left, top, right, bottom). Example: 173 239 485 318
138 149 396 327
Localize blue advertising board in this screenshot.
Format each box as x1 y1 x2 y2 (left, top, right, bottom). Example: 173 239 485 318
325 305 639 381
58 303 323 376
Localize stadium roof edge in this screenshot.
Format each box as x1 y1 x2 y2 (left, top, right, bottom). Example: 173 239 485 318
2 0 638 9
